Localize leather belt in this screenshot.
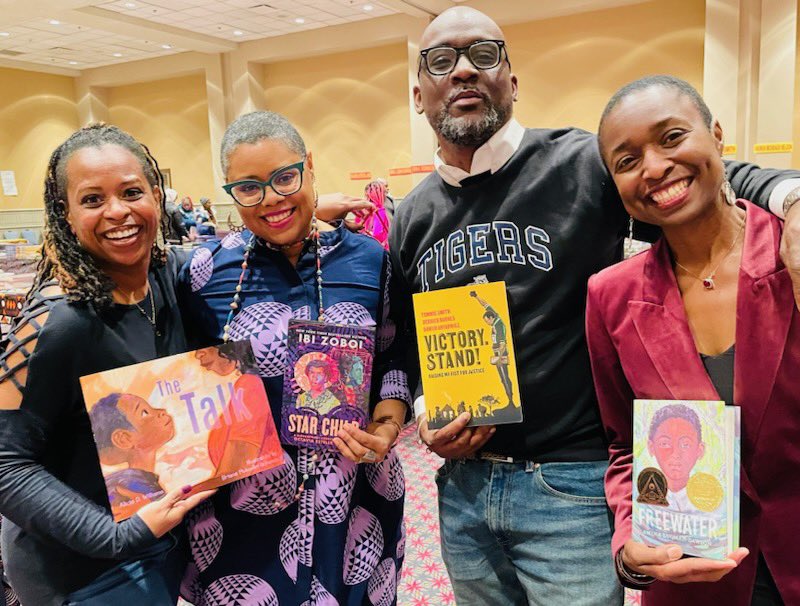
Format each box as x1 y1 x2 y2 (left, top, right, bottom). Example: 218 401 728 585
474 451 524 463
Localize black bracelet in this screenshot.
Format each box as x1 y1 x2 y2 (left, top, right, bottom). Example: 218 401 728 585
615 548 656 587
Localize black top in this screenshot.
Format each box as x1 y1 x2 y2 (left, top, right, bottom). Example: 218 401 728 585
390 126 800 462
0 252 187 606
699 345 735 405
698 345 782 605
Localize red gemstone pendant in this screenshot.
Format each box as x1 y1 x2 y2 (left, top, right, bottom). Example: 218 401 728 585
702 278 715 290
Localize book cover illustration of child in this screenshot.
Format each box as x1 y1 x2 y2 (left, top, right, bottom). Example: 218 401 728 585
281 320 375 450
81 340 283 521
633 400 736 559
90 393 174 511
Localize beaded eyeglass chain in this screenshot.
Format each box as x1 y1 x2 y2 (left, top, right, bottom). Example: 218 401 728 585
221 211 323 502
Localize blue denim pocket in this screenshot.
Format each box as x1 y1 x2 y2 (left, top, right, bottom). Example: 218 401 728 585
535 461 608 504
434 459 461 482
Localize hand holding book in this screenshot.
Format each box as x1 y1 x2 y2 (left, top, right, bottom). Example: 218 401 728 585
417 412 495 459
621 540 749 584
333 400 406 464
135 485 217 538
334 423 397 464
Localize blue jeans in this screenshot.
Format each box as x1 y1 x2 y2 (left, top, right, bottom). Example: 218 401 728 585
436 459 623 606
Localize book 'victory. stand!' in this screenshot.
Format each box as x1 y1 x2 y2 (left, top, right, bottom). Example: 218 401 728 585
281 320 375 449
632 399 740 559
413 281 522 430
80 341 283 522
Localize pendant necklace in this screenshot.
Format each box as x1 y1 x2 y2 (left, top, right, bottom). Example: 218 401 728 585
222 213 323 342
674 218 745 290
129 278 161 337
220 214 323 502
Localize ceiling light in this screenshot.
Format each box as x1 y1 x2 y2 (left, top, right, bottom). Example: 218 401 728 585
113 52 122 57
363 4 374 10
161 44 172 49
294 17 305 24
49 19 60 25
68 61 78 65
0 33 9 37
233 30 243 36
124 2 136 7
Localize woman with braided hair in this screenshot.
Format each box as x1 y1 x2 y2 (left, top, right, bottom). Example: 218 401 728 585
0 124 212 605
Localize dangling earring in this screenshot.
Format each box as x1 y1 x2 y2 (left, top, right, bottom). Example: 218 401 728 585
623 216 635 259
721 178 736 205
154 225 167 262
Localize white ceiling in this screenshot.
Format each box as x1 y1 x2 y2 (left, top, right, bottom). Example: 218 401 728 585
0 0 649 74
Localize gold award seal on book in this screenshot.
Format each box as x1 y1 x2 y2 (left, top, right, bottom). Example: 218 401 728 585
687 472 724 512
636 467 669 506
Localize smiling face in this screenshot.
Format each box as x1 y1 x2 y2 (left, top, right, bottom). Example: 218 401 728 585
116 394 175 451
414 8 517 148
648 417 704 492
225 138 315 246
599 86 726 228
63 144 160 276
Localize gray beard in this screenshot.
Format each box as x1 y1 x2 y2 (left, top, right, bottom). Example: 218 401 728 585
434 101 510 147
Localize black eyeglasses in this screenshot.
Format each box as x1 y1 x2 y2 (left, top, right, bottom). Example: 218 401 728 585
419 39 509 76
222 160 305 207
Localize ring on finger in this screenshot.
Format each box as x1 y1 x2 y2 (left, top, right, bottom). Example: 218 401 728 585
359 449 378 463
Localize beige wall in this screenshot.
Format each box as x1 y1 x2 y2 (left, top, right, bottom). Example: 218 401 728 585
3 0 797 218
505 0 705 133
262 43 415 198
107 73 215 204
0 67 79 211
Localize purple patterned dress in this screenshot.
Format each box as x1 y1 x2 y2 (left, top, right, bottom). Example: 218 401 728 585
176 224 411 606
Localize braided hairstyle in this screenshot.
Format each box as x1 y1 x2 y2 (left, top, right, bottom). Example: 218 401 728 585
32 124 169 308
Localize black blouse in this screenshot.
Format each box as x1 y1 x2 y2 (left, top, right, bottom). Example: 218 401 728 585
0 252 187 606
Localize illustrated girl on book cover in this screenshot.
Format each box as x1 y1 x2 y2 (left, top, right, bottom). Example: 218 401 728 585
194 343 280 479
296 356 342 414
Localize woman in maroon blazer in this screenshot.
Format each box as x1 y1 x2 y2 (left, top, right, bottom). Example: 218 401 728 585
586 75 798 605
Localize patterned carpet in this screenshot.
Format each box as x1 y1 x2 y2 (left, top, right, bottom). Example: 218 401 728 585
394 425 454 606
393 424 641 606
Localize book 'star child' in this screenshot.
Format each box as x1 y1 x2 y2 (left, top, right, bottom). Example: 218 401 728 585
281 320 375 449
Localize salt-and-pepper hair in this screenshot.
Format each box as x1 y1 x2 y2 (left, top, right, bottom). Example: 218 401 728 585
220 111 307 176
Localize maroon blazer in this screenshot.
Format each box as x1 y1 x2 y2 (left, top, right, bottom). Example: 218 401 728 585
586 201 800 605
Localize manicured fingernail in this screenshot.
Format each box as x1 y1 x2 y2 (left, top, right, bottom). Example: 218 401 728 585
182 485 192 495
667 546 681 559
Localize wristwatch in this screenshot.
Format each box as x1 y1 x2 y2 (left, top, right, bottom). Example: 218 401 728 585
782 185 800 217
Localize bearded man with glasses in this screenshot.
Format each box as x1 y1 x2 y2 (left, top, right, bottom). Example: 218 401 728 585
388 6 800 605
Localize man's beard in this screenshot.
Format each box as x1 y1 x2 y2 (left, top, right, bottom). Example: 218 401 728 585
433 96 511 147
